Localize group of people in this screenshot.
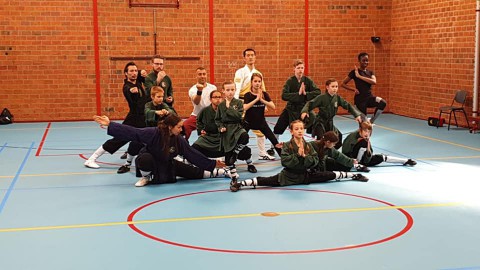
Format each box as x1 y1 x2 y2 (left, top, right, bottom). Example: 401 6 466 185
85 50 417 189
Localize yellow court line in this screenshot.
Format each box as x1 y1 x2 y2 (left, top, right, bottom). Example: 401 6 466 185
0 171 116 179
0 202 460 233
375 125 480 152
419 155 480 160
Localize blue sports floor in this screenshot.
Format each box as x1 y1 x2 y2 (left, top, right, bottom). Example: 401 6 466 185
0 114 479 270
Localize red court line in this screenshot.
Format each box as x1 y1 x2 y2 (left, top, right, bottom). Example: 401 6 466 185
92 0 102 115
208 0 215 84
35 122 51 156
304 0 309 75
78 154 134 167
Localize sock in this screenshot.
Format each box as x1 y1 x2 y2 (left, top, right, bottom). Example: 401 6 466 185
140 170 151 178
240 177 258 187
333 171 354 181
370 109 384 123
245 159 253 165
356 147 367 162
89 146 106 161
354 164 365 170
384 155 408 164
207 168 226 178
229 165 238 179
257 135 266 156
124 154 134 166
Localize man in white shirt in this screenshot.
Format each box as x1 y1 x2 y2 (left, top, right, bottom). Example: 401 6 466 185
234 48 274 160
183 67 217 141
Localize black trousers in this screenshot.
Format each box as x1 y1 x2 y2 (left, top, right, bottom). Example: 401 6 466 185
246 121 281 155
135 152 204 180
350 140 384 166
273 109 291 135
102 114 145 155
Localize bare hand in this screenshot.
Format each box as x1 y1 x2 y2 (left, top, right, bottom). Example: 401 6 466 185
298 143 305 157
140 70 147 77
301 112 308 120
257 91 263 101
354 65 360 77
299 82 306 95
196 83 205 91
93 115 110 127
156 71 167 82
130 87 139 94
355 116 362 123
215 159 226 167
165 96 173 103
200 130 207 136
220 127 226 133
155 109 169 116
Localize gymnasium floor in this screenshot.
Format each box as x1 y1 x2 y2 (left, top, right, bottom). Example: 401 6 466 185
0 114 479 270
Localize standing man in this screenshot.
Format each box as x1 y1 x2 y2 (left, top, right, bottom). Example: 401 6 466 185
183 67 217 141
268 59 321 155
84 62 148 172
234 48 274 160
145 55 174 108
340 52 386 124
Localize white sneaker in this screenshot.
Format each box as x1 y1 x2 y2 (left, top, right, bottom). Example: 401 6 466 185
259 154 275 160
135 177 151 187
84 159 100 169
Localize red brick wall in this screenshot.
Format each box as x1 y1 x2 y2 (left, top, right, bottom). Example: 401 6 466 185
1 0 476 123
390 0 476 126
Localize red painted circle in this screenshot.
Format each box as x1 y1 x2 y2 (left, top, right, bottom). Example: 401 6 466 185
127 188 414 254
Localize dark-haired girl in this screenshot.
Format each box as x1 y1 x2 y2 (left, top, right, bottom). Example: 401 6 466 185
93 114 226 187
342 121 417 167
230 121 367 192
301 78 362 149
310 131 370 173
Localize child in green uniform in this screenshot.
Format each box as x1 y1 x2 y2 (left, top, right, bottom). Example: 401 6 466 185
342 121 417 167
144 86 176 127
310 131 370 173
301 78 362 149
215 81 250 180
193 90 257 173
268 59 321 155
230 120 368 192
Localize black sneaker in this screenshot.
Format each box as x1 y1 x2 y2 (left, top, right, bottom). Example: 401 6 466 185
352 174 369 182
356 164 370 173
120 152 128 159
230 178 241 192
266 148 275 156
247 164 257 173
404 159 417 166
117 165 131 174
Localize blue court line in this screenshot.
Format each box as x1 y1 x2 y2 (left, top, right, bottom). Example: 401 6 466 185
0 142 7 154
0 142 35 215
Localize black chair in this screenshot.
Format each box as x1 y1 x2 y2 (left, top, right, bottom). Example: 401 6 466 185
437 90 470 130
